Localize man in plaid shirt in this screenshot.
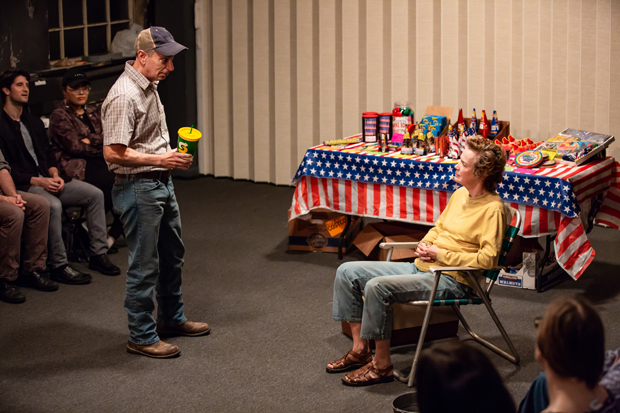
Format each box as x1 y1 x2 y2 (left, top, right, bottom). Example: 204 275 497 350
102 27 209 359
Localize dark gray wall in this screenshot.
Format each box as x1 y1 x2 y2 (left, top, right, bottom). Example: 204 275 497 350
0 0 49 73
148 0 199 178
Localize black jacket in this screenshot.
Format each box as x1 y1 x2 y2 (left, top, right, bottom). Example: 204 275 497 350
0 109 61 190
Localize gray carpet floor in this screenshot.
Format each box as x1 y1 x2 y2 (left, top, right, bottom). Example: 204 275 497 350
1 176 620 412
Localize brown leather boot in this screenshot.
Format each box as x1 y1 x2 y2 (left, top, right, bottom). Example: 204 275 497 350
126 340 180 358
156 321 211 337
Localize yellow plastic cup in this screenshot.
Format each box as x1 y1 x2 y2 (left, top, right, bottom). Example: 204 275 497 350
177 127 202 155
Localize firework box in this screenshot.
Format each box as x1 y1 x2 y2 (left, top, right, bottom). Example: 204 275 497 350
288 209 361 253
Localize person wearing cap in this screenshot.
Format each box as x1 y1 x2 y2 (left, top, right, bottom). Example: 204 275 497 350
48 68 123 251
102 26 210 359
0 68 120 285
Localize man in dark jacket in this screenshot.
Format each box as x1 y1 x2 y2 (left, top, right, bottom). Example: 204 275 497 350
0 68 120 284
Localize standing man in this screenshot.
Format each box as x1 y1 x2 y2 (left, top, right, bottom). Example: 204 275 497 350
102 27 209 359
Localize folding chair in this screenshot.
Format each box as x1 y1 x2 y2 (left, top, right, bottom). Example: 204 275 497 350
62 206 90 262
379 207 522 387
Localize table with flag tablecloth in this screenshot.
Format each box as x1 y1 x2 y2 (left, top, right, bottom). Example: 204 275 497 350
290 134 620 281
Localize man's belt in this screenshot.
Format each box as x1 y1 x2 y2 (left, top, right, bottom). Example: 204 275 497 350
115 170 171 181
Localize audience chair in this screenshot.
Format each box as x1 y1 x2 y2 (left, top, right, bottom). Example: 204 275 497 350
379 207 522 387
62 206 89 262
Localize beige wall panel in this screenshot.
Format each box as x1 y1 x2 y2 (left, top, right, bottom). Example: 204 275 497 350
416 0 434 117
296 0 314 164
273 0 292 185
551 0 568 135
595 0 611 134
567 0 581 129
579 0 597 133
538 0 553 140
197 0 620 185
391 0 409 105
467 0 484 114
366 0 384 111
610 0 620 161
494 0 511 129
510 0 523 138
522 0 540 139
342 0 360 136
483 0 494 110
212 0 232 177
441 0 460 110
232 0 250 180
195 0 213 176
319 0 337 142
253 0 271 183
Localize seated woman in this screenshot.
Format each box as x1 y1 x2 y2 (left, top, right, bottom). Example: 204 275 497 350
531 296 620 413
48 68 122 248
415 341 516 413
326 136 507 386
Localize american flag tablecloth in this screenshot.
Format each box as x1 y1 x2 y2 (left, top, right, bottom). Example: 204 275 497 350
290 138 620 280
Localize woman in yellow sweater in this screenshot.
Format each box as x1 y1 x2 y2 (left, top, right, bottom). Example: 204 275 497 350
327 136 508 387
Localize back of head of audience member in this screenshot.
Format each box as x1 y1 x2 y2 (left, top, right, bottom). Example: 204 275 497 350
415 340 516 413
0 68 30 105
536 295 605 389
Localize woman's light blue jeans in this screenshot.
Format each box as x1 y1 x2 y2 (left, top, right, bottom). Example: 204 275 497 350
332 261 471 340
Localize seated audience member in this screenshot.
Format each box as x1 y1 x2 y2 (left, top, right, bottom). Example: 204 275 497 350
520 296 620 413
415 341 516 413
327 136 507 386
0 68 120 284
0 149 55 303
48 68 123 248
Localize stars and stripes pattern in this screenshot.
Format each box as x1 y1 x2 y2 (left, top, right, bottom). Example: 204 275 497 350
291 142 620 281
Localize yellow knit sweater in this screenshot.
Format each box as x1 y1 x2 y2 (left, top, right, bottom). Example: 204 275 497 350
414 187 507 290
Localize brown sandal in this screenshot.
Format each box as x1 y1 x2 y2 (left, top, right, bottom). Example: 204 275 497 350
341 361 394 386
326 349 373 373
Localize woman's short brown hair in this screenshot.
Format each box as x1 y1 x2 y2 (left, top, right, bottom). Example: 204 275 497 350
465 136 507 193
536 296 605 389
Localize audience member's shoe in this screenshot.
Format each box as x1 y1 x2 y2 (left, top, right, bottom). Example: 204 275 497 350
0 280 26 304
341 361 394 387
16 271 59 292
50 265 92 285
107 246 119 255
89 254 121 276
156 321 211 337
127 340 180 358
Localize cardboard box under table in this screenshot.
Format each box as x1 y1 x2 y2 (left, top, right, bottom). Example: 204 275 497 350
341 221 459 348
288 209 361 253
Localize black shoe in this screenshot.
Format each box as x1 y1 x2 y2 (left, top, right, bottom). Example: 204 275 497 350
15 271 59 292
89 254 121 276
50 265 92 285
0 280 26 304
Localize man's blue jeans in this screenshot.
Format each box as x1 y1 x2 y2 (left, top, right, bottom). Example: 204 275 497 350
333 261 471 340
112 177 187 345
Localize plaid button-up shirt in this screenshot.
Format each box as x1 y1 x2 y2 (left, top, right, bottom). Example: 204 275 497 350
102 60 171 174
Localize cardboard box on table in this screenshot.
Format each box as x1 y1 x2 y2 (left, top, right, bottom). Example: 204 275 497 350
342 221 459 348
422 106 454 136
288 208 361 253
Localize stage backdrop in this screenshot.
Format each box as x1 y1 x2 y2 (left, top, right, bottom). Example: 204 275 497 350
194 0 620 186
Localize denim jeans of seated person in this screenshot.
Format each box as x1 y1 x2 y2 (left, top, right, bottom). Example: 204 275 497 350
332 261 472 341
112 177 187 345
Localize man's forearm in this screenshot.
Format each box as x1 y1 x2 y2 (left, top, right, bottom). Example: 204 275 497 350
104 145 162 168
0 169 18 196
48 167 60 178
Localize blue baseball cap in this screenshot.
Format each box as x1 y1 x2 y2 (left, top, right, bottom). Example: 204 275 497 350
134 26 188 56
